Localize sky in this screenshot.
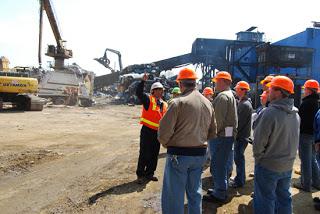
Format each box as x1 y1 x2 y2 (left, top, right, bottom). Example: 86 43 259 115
1 0 320 76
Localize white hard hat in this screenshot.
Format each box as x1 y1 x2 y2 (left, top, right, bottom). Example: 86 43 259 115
150 82 164 92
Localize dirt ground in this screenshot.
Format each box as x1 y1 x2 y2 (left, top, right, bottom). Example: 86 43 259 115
0 104 319 214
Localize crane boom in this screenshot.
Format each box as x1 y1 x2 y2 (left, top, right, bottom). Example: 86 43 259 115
38 0 72 69
42 0 62 45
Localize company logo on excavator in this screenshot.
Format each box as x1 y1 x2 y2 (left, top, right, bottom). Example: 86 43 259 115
1 80 27 88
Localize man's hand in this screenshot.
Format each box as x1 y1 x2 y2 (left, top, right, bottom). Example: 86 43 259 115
315 142 320 152
142 72 148 81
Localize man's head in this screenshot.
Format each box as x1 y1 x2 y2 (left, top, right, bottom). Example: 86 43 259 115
260 75 274 92
234 81 250 99
303 79 319 97
212 71 232 92
171 87 181 98
178 80 196 93
267 76 294 102
150 82 164 99
202 87 214 101
176 68 197 93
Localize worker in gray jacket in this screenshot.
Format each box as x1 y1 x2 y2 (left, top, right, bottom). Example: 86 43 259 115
203 71 238 203
253 76 300 214
230 81 253 188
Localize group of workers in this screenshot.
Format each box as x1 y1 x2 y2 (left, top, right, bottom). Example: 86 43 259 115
135 67 320 214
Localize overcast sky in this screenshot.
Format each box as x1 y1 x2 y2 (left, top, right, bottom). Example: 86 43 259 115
1 0 320 75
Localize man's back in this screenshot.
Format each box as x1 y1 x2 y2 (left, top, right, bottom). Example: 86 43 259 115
299 93 319 135
212 90 238 138
237 98 253 139
253 98 300 172
158 89 216 148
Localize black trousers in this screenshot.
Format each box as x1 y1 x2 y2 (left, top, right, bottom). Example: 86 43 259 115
136 126 160 177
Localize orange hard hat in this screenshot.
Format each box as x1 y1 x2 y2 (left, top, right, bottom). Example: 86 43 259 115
203 87 214 95
176 68 197 81
212 71 232 82
234 81 250 91
260 75 274 85
303 79 319 90
266 76 294 94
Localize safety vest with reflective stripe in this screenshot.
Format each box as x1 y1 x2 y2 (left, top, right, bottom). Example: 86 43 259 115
140 96 167 130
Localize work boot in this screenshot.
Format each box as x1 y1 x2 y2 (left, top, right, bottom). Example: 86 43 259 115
312 184 320 191
229 178 243 188
207 188 214 195
203 194 227 203
313 197 320 203
293 181 311 192
146 175 158 182
250 192 254 198
136 176 146 184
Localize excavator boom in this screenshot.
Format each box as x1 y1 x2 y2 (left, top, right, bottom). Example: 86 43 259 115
94 48 123 73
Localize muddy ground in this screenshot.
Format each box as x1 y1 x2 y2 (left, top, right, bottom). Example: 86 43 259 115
0 104 319 214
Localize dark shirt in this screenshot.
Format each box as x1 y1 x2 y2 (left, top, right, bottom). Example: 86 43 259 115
299 93 319 135
237 97 253 139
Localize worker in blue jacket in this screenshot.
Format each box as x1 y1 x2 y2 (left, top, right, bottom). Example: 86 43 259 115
293 79 320 192
313 109 320 166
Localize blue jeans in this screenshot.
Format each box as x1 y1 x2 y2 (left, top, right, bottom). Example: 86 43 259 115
299 134 320 190
254 165 292 214
161 154 206 214
234 138 249 186
208 143 234 179
209 137 234 200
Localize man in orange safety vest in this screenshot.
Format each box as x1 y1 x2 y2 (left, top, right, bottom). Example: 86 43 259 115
135 73 168 184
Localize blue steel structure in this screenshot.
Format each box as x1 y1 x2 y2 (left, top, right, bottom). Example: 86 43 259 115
150 27 317 106
273 27 320 82
191 28 315 88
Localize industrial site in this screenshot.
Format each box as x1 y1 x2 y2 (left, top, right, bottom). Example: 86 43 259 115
1 0 320 214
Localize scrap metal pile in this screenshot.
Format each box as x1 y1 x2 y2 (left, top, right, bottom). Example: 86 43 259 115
94 49 178 104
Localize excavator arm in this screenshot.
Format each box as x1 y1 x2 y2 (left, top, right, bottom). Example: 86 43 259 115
94 48 123 73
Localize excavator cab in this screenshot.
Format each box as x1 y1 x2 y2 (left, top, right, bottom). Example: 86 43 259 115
0 70 44 111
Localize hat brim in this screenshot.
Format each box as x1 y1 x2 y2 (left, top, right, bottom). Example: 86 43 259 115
151 87 164 91
260 79 266 85
303 86 319 90
267 83 294 94
234 86 250 91
212 77 232 83
177 77 197 81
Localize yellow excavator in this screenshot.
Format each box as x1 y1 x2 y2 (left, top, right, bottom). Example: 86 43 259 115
0 58 44 111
